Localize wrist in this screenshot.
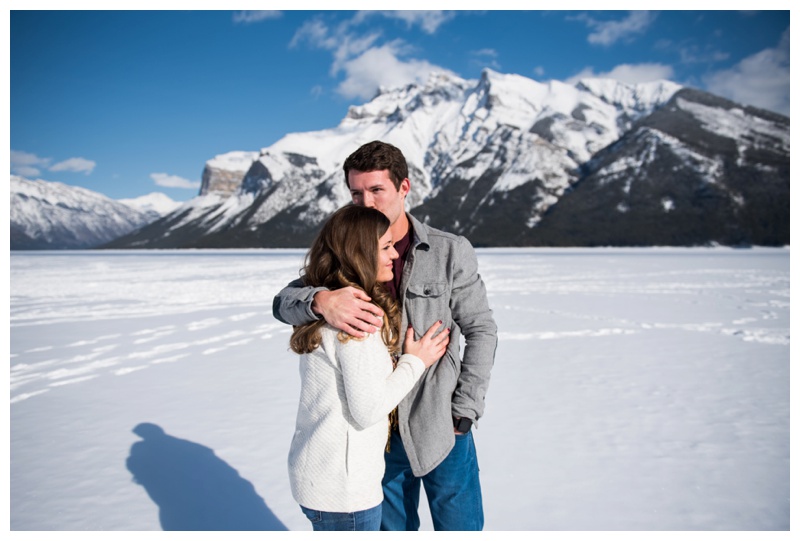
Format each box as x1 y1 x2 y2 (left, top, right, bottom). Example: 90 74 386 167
311 290 329 317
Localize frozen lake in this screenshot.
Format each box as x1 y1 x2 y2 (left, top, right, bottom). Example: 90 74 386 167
9 248 790 530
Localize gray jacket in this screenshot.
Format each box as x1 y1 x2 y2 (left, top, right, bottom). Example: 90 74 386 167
273 213 498 476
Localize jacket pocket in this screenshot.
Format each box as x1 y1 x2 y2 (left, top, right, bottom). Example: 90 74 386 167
407 281 447 298
405 282 449 334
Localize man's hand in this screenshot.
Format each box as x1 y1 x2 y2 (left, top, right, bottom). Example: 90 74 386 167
311 287 384 338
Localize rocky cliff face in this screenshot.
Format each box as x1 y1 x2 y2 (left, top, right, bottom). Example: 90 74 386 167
199 151 259 196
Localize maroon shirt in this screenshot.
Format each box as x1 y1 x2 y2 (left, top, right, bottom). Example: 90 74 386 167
383 224 413 300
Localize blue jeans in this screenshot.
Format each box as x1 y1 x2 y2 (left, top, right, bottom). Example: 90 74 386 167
380 430 483 531
300 503 382 531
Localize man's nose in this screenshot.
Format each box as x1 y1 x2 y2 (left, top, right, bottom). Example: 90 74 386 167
363 192 375 208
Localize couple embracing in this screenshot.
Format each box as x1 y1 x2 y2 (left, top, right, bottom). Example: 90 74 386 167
273 141 498 531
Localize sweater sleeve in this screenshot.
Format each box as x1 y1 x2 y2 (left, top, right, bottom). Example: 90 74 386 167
336 332 426 430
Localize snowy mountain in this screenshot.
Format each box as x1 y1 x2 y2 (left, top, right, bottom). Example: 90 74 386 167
524 89 790 246
102 68 788 248
10 176 173 250
118 192 181 221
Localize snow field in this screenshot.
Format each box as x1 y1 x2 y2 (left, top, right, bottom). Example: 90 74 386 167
9 248 789 531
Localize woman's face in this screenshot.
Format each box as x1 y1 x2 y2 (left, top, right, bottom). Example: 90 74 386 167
376 228 399 283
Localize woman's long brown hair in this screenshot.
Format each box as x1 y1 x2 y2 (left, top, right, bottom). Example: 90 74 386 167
289 205 401 355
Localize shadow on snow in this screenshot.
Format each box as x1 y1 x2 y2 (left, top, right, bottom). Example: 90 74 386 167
126 422 287 531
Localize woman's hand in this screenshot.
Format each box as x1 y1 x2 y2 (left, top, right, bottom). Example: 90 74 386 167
403 321 450 367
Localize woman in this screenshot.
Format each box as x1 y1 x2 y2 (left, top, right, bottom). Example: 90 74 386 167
287 205 449 531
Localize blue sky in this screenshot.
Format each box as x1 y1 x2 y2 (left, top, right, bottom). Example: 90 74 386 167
9 9 791 201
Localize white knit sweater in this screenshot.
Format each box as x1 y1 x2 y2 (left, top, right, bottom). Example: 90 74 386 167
288 324 426 512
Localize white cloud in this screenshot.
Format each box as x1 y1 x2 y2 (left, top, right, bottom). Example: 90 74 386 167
11 150 50 177
11 150 98 177
232 11 281 24
150 173 200 190
572 11 656 46
567 63 675 85
291 18 381 75
330 33 383 77
291 17 454 101
11 165 42 177
337 43 453 100
703 28 789 116
470 48 501 71
290 18 337 50
473 48 498 58
678 46 729 65
49 157 96 175
355 11 456 34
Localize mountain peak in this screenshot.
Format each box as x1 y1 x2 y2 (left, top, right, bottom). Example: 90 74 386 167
118 192 181 217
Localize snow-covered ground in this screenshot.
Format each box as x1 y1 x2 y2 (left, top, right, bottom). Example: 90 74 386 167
9 248 789 531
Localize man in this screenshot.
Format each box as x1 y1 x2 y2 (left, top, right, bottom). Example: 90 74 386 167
273 140 497 531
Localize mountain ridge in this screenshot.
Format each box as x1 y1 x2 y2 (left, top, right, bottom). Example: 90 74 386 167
10 176 177 250
12 68 787 249
111 70 730 249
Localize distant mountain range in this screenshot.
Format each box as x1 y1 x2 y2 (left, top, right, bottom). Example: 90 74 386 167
12 69 789 249
10 176 179 249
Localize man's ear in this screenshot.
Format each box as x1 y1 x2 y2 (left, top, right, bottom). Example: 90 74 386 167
399 178 411 197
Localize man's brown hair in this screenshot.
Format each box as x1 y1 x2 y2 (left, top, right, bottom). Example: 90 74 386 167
343 140 409 190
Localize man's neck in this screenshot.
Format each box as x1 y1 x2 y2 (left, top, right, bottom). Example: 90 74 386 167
390 212 410 242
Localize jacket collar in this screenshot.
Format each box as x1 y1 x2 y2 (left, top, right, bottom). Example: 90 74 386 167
407 213 430 251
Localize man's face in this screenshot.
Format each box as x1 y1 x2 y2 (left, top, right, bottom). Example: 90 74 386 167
347 169 410 226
